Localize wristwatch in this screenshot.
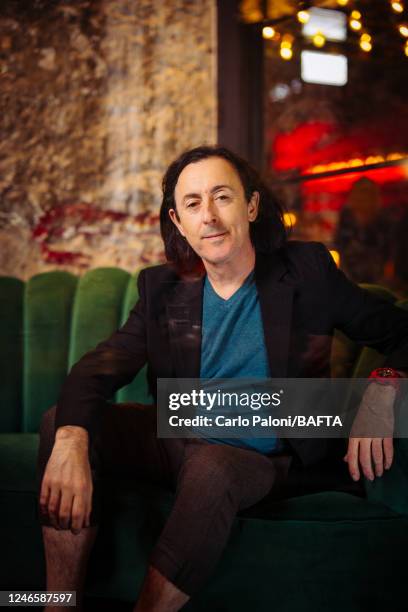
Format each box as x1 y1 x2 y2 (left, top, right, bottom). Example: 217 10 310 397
368 367 402 389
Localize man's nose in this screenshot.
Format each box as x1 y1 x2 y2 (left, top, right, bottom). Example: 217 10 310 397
202 197 218 224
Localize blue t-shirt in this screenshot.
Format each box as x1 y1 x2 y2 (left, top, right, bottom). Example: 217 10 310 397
200 270 283 454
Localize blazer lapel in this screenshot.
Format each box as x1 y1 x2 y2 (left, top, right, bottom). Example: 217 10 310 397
166 275 205 378
255 251 294 377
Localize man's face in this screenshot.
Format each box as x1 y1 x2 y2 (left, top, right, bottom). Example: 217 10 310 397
169 157 259 266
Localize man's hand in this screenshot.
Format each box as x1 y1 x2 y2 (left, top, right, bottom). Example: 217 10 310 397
343 381 396 481
344 437 394 481
39 426 93 535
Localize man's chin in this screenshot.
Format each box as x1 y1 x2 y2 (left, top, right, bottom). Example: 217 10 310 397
200 249 233 267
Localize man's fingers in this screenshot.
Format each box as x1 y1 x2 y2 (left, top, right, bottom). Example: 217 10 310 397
371 439 384 477
359 439 374 481
58 489 74 530
383 437 394 470
47 487 62 529
70 494 86 535
39 481 51 515
347 438 360 481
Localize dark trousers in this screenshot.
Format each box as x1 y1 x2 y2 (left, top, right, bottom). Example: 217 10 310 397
36 403 364 596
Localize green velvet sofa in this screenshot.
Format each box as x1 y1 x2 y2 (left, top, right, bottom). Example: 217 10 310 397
1 268 408 612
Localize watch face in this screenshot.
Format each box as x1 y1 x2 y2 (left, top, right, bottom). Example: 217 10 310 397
378 368 395 378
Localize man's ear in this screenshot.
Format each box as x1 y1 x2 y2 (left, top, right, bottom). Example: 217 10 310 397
169 208 185 237
248 191 260 222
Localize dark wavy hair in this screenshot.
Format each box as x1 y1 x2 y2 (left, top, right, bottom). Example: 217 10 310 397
160 145 287 273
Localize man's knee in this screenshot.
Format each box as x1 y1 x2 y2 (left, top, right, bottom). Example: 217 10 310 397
181 446 240 505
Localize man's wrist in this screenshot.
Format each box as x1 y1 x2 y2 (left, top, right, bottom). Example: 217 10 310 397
55 425 89 446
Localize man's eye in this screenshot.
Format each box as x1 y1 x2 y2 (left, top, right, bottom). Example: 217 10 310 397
187 201 199 208
216 194 229 201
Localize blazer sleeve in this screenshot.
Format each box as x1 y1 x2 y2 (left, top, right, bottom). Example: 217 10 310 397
317 243 408 371
54 269 148 437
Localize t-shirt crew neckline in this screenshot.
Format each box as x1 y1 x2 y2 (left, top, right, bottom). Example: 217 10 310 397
205 269 255 305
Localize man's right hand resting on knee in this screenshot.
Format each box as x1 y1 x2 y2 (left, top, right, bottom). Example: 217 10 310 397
40 426 93 535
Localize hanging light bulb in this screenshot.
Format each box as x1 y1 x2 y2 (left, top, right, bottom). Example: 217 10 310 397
313 31 326 47
297 10 310 24
351 11 362 19
399 24 408 37
405 40 408 56
262 26 275 39
337 0 349 6
391 1 404 13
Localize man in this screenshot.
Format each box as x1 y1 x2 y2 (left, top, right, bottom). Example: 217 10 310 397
38 146 408 612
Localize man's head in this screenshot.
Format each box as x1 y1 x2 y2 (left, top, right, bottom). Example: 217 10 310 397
160 146 287 272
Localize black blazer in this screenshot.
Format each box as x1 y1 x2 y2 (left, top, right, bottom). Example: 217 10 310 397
55 241 408 466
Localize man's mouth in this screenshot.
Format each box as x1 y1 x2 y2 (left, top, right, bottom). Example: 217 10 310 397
202 231 227 240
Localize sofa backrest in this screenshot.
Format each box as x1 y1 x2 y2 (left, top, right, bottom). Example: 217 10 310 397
0 268 151 434
0 270 404 434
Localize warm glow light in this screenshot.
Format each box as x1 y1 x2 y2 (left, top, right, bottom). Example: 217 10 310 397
350 19 362 31
405 41 408 56
399 24 408 37
392 1 404 13
360 40 372 51
283 212 297 227
360 33 371 42
262 26 275 39
280 46 293 60
330 250 340 267
337 0 349 5
386 152 404 160
313 31 326 47
351 10 362 19
306 153 407 175
297 10 310 24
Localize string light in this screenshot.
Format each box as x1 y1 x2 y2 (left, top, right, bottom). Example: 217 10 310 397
391 1 404 13
280 46 293 60
360 38 372 51
262 26 275 39
350 18 362 31
399 24 408 37
313 31 326 47
349 12 363 32
258 2 406 62
297 10 310 24
359 32 372 50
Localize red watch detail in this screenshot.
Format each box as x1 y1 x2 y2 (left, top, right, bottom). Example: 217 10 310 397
368 367 402 389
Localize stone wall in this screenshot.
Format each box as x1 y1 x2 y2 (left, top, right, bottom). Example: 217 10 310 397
0 0 217 278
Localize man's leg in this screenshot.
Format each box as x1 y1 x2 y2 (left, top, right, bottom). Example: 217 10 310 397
41 526 98 612
37 403 182 611
37 406 102 611
134 566 189 612
142 440 291 605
